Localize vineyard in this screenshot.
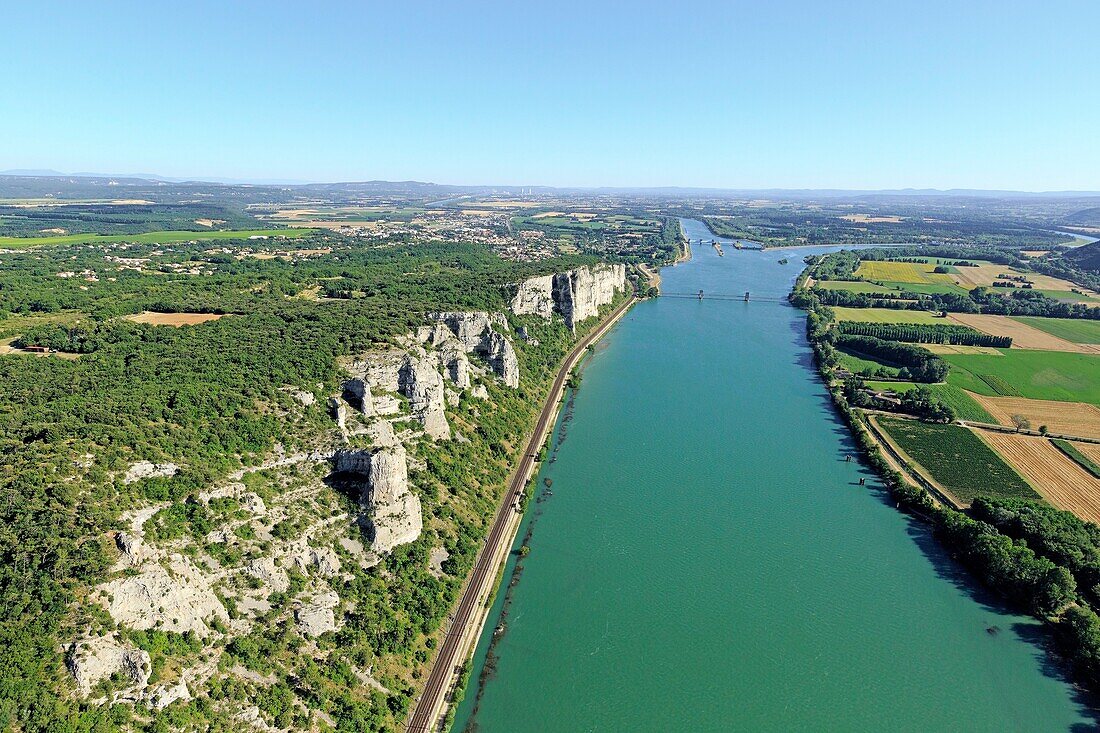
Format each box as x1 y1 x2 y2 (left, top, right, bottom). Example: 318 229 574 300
877 417 1039 504
837 321 1011 347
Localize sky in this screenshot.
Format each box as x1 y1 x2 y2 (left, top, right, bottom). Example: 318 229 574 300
3 1 1098 190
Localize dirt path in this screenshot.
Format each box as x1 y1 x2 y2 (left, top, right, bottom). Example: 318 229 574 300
405 296 637 732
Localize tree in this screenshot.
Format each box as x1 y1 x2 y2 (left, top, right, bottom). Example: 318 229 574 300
1039 425 1049 436
1012 414 1031 433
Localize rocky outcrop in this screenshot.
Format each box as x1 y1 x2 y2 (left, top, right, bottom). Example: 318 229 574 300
398 355 450 439
482 331 519 388
100 554 229 636
149 680 190 710
334 447 422 554
427 311 519 388
245 557 289 594
366 445 422 553
342 378 374 416
510 274 555 319
68 635 151 697
295 591 340 637
438 343 471 389
123 461 179 484
512 264 627 331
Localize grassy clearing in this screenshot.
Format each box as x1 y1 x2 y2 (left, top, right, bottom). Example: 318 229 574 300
838 348 901 377
944 349 1100 404
831 307 944 324
0 311 86 338
865 381 996 423
1014 317 1100 344
877 417 1039 503
0 228 316 248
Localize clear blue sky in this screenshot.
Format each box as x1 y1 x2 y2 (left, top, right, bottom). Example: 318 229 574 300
4 1 1098 190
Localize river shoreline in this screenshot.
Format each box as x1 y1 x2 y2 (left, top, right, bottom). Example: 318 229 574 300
406 292 638 732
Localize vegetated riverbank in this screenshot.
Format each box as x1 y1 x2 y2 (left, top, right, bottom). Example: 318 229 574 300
791 263 1100 705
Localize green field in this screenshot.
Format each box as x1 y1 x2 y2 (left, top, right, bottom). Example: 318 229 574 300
865 381 996 423
838 348 901 377
831 307 945 324
1013 316 1100 344
0 228 316 248
944 349 1100 404
816 280 898 294
1031 288 1100 304
879 281 970 296
1052 440 1100 479
877 417 1039 503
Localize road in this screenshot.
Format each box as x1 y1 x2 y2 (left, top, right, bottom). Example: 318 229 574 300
405 295 636 732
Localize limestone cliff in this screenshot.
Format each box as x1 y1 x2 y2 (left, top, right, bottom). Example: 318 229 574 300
398 355 450 439
510 274 555 319
512 264 627 331
427 311 519 388
336 447 422 554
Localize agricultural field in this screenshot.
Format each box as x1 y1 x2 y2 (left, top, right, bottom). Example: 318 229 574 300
978 431 1100 524
876 417 1039 504
950 262 1091 292
0 228 315 248
948 313 1100 353
838 348 900 377
922 343 1003 355
1076 442 1100 469
967 393 1100 439
1053 440 1100 479
865 381 996 423
1014 316 1100 344
1031 289 1100 304
814 280 898 294
855 260 959 285
831 307 945 324
944 350 1100 404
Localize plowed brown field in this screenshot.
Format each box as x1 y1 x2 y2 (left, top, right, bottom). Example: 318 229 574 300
979 431 1100 523
967 393 1100 439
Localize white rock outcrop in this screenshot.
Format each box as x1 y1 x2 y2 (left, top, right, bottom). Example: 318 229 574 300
149 680 191 709
366 445 422 553
399 355 450 439
510 274 555 319
426 311 520 388
335 446 422 554
295 591 340 637
123 461 179 484
245 557 289 594
342 378 374 416
68 635 152 697
100 554 229 636
512 264 627 332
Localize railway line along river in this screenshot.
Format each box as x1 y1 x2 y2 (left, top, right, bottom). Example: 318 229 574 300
449 219 1096 732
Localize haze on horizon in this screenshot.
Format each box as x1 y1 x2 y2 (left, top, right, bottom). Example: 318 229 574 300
5 0 1098 191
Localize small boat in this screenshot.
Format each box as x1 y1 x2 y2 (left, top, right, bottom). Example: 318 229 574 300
778 258 788 265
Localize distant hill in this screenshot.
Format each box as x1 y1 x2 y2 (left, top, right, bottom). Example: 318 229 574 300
1064 207 1100 227
1065 240 1100 272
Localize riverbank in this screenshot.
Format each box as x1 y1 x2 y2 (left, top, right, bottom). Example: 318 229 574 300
406 293 638 732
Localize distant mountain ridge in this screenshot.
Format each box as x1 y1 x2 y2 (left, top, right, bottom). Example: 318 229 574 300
1 170 1098 198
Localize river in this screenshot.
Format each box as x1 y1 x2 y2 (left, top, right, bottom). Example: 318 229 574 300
451 218 1095 732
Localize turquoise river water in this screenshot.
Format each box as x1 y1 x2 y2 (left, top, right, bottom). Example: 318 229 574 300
451 219 1096 732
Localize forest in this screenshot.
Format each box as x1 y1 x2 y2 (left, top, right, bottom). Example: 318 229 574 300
0 226 615 732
